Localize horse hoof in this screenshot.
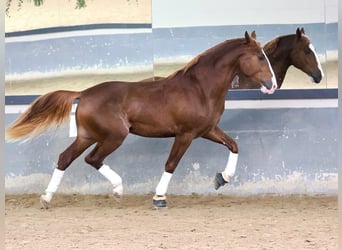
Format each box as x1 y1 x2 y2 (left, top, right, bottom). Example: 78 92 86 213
153 195 167 208
40 196 50 209
214 172 228 190
113 184 123 202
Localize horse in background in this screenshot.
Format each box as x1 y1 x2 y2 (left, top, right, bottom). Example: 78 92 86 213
6 32 277 209
147 28 324 89
232 28 323 88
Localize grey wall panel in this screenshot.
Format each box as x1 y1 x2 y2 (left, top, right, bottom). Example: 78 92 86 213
5 107 337 195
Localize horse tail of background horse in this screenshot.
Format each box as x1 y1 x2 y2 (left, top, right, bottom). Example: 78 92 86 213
6 90 80 142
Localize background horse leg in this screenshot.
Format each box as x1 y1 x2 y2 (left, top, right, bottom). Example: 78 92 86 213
153 134 193 208
84 134 127 200
202 126 239 190
40 136 94 208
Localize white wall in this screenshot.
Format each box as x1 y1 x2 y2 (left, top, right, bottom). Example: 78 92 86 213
152 0 337 28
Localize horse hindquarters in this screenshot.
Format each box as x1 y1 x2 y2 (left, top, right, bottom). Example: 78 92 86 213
41 94 130 208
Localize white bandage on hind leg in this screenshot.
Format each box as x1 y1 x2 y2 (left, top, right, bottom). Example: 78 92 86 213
98 164 123 195
222 152 238 182
155 171 173 196
42 168 65 202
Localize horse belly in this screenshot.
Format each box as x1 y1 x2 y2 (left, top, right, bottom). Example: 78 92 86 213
129 118 177 138
128 110 213 138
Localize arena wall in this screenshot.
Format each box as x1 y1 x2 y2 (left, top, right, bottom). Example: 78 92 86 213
5 98 338 195
5 0 338 78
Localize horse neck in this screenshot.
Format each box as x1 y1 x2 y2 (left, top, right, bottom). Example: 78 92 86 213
264 36 295 86
183 42 243 98
196 59 239 105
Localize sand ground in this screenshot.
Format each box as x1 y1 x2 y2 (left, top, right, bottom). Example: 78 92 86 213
5 194 338 250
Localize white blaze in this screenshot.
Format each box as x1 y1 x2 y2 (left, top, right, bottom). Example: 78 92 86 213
261 49 277 94
309 43 324 78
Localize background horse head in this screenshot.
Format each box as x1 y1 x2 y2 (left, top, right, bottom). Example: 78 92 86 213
233 28 324 89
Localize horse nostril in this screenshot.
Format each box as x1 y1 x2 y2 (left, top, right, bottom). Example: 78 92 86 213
262 80 273 90
314 76 321 83
311 71 322 83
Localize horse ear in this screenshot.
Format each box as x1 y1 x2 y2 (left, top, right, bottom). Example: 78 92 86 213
245 31 251 43
300 27 305 34
251 31 257 39
296 27 304 40
245 31 256 43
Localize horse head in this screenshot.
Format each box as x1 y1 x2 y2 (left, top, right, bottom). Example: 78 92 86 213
237 31 277 94
290 28 324 83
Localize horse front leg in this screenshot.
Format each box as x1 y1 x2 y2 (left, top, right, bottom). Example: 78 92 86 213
202 126 239 190
153 134 193 208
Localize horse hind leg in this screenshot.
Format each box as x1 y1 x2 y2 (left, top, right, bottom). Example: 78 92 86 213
84 134 127 201
40 137 94 209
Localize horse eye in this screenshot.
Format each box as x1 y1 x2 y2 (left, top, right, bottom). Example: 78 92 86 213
304 48 311 55
258 54 265 61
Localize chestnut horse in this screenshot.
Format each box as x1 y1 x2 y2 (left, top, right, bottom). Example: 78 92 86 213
148 28 324 89
232 28 323 89
6 32 277 208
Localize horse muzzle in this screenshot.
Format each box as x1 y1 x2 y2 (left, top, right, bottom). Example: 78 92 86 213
311 71 323 83
260 80 277 94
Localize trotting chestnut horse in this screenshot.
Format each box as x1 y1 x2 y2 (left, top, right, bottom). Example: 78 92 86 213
6 31 277 208
232 28 324 89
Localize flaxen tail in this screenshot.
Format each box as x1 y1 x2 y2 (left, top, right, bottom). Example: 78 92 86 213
6 90 81 142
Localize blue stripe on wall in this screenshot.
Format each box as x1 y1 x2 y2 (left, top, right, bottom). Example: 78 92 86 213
5 23 152 37
5 89 338 105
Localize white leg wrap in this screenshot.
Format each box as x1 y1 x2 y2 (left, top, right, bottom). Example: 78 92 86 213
98 164 123 196
41 168 65 203
155 171 173 196
222 152 238 181
45 168 65 193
